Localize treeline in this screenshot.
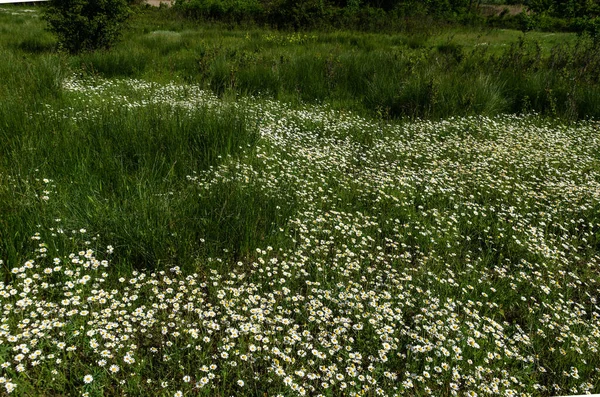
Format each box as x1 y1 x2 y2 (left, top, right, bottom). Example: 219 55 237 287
173 0 478 29
525 0 599 18
496 0 600 17
172 0 600 33
514 0 600 33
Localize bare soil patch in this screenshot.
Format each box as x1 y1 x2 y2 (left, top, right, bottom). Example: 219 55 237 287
478 4 526 16
146 0 172 7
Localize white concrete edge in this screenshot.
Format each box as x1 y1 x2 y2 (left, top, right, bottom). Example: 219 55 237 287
0 0 47 3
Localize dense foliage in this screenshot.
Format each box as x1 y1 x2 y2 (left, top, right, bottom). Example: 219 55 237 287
172 0 476 28
42 0 131 53
172 0 600 32
527 0 600 18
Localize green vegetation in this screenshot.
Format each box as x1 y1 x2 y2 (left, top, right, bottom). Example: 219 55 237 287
42 0 131 53
171 0 600 32
1 3 600 397
7 4 600 120
77 11 600 120
172 0 476 29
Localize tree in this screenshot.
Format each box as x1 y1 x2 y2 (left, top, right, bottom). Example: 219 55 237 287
43 0 131 54
527 0 600 17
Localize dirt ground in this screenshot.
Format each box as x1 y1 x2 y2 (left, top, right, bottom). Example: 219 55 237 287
478 4 526 17
146 0 172 7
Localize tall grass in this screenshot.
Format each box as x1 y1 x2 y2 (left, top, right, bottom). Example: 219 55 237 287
98 9 600 119
1 5 599 276
4 5 597 120
0 54 288 273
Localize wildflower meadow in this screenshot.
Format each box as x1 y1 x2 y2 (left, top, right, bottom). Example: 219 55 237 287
1 4 600 397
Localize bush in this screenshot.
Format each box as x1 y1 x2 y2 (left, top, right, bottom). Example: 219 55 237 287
43 0 131 54
573 17 600 42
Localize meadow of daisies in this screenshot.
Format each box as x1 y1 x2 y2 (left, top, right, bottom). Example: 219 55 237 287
2 6 600 397
1 72 599 396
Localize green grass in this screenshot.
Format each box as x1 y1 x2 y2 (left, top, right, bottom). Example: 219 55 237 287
0 72 265 273
5 5 599 120
1 4 600 397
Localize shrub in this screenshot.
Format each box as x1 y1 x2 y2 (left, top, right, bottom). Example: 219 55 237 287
574 17 600 42
42 0 131 54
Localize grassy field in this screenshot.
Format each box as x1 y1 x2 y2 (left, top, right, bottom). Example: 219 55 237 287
1 4 600 397
3 5 600 120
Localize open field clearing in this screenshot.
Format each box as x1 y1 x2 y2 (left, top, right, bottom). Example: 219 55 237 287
1 74 600 396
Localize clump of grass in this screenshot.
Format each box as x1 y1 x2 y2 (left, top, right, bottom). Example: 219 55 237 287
16 32 56 53
75 45 151 78
0 76 271 272
0 50 64 102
